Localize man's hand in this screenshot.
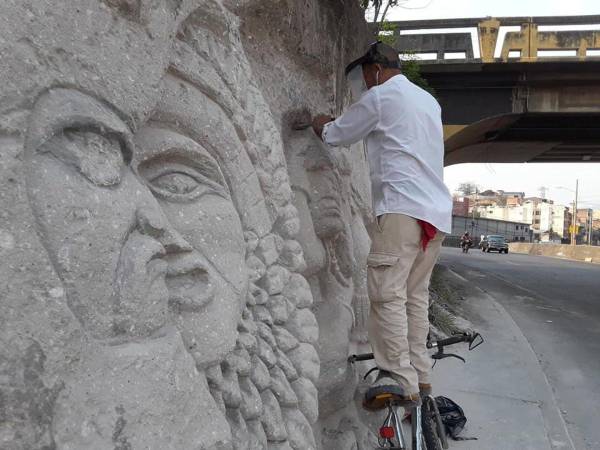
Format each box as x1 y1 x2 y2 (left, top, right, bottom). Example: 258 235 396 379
312 114 334 140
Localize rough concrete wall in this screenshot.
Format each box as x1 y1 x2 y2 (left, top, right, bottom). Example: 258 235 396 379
509 243 600 263
235 2 377 448
0 1 375 449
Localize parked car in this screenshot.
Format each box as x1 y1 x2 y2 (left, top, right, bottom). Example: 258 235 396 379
481 235 509 253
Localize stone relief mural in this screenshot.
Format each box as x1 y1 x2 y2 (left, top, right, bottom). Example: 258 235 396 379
282 118 373 449
0 0 372 449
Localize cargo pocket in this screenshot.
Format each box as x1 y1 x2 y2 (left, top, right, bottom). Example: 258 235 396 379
367 253 400 302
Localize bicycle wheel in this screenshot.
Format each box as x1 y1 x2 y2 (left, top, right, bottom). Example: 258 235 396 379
422 409 443 450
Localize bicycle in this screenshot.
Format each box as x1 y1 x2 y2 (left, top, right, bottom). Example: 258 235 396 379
348 331 484 450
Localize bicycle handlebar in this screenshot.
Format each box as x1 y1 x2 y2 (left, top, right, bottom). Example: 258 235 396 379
348 331 484 364
428 331 484 351
428 334 466 347
427 332 478 349
348 353 378 362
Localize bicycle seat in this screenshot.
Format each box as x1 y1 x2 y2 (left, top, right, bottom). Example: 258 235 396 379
363 384 421 411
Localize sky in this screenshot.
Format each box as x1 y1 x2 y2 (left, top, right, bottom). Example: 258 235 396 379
386 1 600 209
387 0 600 21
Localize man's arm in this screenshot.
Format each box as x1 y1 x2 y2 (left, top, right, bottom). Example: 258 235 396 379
313 90 380 147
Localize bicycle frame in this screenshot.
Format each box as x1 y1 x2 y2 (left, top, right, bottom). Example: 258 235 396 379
411 404 423 450
350 331 483 450
377 402 422 450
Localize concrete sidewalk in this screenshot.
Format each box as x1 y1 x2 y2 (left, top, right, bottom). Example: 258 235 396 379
431 269 576 450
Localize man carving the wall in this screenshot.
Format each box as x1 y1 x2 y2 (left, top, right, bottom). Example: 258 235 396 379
312 42 453 408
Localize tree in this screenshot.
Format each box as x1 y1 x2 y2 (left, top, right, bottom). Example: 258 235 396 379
360 0 409 26
457 182 479 197
399 53 434 94
361 3 435 95
361 1 432 27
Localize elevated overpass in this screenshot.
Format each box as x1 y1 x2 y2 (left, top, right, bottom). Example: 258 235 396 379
387 15 600 165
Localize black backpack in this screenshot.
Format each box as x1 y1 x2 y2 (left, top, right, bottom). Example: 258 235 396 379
435 396 477 441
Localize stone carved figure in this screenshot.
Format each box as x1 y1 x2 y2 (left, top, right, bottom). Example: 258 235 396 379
22 43 232 450
1 0 372 449
282 115 374 449
2 0 244 448
134 2 322 449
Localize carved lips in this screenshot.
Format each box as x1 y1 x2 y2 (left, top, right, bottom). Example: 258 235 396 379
165 254 217 313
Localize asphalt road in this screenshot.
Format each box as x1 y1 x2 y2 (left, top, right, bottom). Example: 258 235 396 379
439 247 600 450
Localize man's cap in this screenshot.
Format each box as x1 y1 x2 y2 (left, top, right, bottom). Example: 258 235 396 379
345 41 401 75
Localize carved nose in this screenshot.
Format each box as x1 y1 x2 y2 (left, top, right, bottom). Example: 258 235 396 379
135 205 193 253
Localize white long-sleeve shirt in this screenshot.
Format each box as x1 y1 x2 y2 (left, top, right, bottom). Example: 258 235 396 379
322 74 452 233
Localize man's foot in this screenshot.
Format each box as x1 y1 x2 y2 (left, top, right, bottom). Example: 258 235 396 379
363 370 421 411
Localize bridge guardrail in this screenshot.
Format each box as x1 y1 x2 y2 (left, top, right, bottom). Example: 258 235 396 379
385 15 600 64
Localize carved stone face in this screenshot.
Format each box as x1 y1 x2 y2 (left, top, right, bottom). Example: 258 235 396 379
133 73 248 368
284 128 360 413
285 130 353 283
5 2 237 448
135 124 246 369
25 89 187 342
10 2 199 342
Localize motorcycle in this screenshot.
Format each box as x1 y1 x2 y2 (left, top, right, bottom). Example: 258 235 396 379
461 239 473 253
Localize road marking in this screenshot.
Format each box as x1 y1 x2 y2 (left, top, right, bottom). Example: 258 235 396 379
449 270 469 283
505 260 521 266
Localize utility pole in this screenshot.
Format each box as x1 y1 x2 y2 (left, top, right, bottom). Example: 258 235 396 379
573 179 579 246
589 212 593 245
471 187 478 235
571 200 576 245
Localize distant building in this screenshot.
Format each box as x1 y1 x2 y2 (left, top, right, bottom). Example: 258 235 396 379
551 205 570 239
451 215 532 243
592 211 600 246
577 208 593 225
478 205 507 221
507 205 527 223
461 188 587 243
499 191 525 207
473 199 570 242
452 196 470 217
523 196 548 206
576 208 594 244
538 202 553 234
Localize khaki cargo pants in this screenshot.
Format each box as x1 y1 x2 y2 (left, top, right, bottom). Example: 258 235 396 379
367 213 444 395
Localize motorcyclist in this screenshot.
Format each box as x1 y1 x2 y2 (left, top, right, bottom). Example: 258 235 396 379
460 232 472 251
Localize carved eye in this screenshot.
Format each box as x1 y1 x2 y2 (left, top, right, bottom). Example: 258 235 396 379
40 129 126 187
143 162 230 203
153 172 200 195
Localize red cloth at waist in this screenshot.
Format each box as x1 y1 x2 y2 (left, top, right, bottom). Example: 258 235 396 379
417 220 437 251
